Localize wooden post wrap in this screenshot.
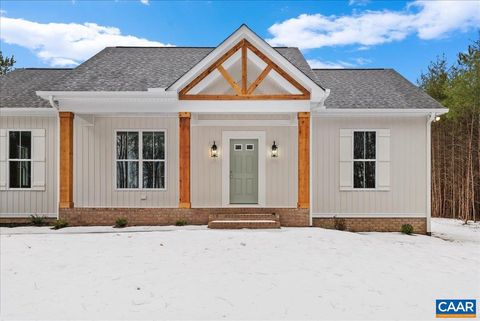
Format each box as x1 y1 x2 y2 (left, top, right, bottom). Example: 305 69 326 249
59 112 74 209
297 112 310 209
179 112 191 208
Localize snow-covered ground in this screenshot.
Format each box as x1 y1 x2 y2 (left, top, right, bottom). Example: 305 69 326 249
1 218 479 320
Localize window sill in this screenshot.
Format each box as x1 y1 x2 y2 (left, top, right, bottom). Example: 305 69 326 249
114 188 167 192
340 188 390 192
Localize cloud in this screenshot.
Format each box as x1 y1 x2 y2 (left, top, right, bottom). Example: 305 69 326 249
307 56 371 69
348 0 370 6
307 59 352 69
0 16 171 66
267 0 480 49
140 0 149 5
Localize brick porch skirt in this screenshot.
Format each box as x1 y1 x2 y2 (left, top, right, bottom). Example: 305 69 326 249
58 207 310 227
312 217 427 234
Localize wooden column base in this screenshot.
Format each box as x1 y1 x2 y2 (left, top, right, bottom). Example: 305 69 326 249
179 202 191 209
59 201 74 209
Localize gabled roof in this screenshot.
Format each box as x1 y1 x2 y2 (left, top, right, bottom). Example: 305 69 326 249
0 68 71 108
313 68 444 109
44 46 316 92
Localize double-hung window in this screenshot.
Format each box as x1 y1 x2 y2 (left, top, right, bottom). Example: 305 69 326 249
116 130 166 189
8 131 32 188
353 131 376 189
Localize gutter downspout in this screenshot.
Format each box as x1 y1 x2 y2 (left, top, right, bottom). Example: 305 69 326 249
49 95 61 220
426 112 436 236
309 89 330 226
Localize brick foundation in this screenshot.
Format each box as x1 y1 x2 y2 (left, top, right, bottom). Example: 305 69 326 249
312 217 427 234
0 217 57 227
59 207 310 227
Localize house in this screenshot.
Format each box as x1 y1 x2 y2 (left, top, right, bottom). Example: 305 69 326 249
0 25 447 233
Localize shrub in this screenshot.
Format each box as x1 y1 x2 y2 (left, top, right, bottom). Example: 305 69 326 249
30 215 46 226
52 219 68 230
333 217 346 231
175 219 187 226
114 217 128 228
401 224 414 235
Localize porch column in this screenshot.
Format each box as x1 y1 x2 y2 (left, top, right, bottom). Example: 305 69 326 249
297 112 310 208
179 112 191 208
59 112 74 209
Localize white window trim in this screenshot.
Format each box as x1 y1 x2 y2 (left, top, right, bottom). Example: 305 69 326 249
352 130 377 190
234 144 243 151
246 144 255 151
6 129 33 190
114 129 167 191
221 131 266 207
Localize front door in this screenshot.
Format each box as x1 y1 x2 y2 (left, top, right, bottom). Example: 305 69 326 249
229 139 258 204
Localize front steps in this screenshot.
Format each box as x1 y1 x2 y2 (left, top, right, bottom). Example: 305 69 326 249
208 213 280 229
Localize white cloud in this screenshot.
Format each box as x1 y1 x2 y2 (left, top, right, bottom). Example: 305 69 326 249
307 56 371 69
348 0 370 6
0 17 171 66
307 59 354 69
267 0 480 49
140 0 149 5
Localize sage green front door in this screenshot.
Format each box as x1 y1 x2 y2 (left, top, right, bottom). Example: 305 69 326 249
229 139 259 204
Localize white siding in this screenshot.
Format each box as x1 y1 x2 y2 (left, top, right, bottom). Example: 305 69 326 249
74 116 178 207
312 116 427 216
0 116 58 217
191 124 297 207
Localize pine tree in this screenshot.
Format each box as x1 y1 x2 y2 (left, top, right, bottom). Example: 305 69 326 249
0 51 16 75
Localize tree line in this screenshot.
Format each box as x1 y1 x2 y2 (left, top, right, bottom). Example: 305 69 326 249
418 36 479 222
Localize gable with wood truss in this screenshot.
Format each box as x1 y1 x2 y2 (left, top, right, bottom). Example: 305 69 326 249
169 24 327 103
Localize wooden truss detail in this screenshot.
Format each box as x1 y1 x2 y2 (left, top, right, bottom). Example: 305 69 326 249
179 39 310 100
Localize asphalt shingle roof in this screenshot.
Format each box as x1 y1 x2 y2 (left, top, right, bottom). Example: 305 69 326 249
0 68 71 108
47 46 317 91
0 47 444 110
313 68 444 109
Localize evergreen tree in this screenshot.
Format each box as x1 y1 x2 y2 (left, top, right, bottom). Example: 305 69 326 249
0 51 16 75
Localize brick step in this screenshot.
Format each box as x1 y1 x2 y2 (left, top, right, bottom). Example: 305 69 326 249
208 213 279 222
208 219 281 229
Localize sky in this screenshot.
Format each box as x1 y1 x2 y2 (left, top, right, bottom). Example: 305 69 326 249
0 0 479 83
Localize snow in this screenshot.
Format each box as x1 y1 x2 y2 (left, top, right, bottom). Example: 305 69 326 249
1 218 479 320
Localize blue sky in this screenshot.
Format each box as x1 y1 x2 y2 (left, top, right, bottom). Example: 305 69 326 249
0 0 478 83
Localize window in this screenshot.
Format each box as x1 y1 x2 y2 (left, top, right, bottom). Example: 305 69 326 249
116 130 166 189
246 144 254 151
9 131 32 188
353 131 376 189
234 144 242 151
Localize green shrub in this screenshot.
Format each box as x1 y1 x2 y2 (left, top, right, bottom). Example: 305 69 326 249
52 219 68 230
30 215 46 226
401 224 414 235
333 217 346 231
175 219 187 226
114 217 128 228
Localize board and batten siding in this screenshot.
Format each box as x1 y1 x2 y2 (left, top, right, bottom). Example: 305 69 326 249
74 116 179 207
312 116 427 216
191 124 297 207
0 116 58 217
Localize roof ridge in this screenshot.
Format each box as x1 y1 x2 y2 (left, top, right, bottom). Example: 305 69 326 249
111 46 299 49
22 67 73 70
312 68 391 70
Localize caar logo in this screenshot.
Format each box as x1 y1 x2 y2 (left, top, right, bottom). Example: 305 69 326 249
436 299 476 318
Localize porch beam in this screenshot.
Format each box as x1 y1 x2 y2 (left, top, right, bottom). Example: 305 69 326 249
297 112 310 209
179 112 191 208
180 94 308 100
59 112 74 209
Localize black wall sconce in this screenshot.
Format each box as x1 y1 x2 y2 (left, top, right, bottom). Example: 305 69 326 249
271 141 278 158
210 141 218 158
